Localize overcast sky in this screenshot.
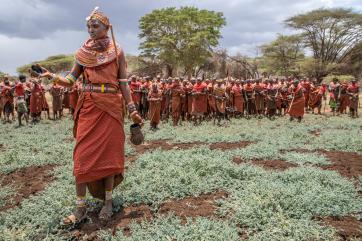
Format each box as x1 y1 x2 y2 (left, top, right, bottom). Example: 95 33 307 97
0 0 361 74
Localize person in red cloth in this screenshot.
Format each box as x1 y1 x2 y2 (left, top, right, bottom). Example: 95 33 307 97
180 79 189 121
170 77 185 126
38 79 50 120
254 79 266 117
207 78 216 119
278 79 289 115
308 80 326 115
14 75 29 127
301 78 311 112
243 80 255 116
328 78 341 116
40 7 143 223
62 87 71 115
163 77 173 121
266 79 278 119
191 77 208 125
1 77 14 124
347 79 359 118
129 75 142 110
225 78 234 109
29 73 43 124
339 82 349 114
148 83 162 129
183 79 194 121
213 79 228 125
287 79 305 122
49 82 63 120
231 80 244 117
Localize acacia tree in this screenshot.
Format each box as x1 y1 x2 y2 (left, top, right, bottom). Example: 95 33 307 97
261 34 304 76
139 7 226 77
285 8 362 80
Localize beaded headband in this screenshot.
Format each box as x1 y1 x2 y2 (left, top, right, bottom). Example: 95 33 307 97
86 6 110 27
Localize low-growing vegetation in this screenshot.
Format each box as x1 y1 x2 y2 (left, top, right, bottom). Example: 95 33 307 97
0 114 361 240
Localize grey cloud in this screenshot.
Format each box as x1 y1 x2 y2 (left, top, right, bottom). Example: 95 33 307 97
0 0 360 74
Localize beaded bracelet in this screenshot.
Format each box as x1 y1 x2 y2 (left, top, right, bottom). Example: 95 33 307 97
127 102 137 113
118 79 129 86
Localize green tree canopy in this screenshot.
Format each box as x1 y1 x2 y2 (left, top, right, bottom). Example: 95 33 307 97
285 8 362 80
261 34 304 76
139 6 226 77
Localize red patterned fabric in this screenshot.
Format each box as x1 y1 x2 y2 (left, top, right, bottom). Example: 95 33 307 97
288 84 305 117
73 60 125 184
192 82 208 115
30 82 43 114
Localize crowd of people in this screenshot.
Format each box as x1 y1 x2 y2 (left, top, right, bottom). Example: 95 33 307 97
0 72 359 128
0 73 79 127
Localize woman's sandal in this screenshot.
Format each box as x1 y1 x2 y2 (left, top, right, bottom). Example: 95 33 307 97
98 206 113 221
63 207 88 226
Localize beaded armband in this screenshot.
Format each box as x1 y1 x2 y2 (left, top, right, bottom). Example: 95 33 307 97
118 79 129 86
65 73 77 84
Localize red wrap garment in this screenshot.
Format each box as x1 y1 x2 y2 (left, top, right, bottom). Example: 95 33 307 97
130 80 142 105
288 84 305 118
50 84 63 112
207 82 216 112
347 83 359 110
170 83 184 122
41 85 49 111
302 80 311 108
192 82 208 115
1 85 13 105
30 82 43 114
73 60 125 185
72 37 125 194
232 84 244 113
148 89 162 125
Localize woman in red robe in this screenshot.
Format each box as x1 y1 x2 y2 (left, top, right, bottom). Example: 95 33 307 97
41 7 142 223
231 80 244 116
191 77 208 125
148 83 162 129
29 77 43 123
287 80 305 122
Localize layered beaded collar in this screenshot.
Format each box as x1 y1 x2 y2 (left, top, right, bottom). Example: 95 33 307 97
75 36 120 68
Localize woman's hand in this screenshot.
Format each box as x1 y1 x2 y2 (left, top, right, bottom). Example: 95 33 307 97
39 67 53 79
130 111 144 126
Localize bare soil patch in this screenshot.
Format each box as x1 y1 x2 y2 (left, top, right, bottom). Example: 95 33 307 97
209 141 252 150
0 164 57 212
126 140 205 164
126 140 252 164
288 149 362 180
233 157 297 171
320 216 362 240
68 191 227 240
158 191 228 221
320 151 362 180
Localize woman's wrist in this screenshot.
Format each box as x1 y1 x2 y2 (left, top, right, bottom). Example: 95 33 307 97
127 102 137 113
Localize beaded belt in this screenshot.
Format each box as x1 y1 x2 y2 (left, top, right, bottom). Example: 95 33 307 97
82 83 118 94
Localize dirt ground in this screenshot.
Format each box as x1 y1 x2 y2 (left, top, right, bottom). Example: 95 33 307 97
319 215 362 240
0 164 56 212
66 191 228 240
232 157 298 171
286 149 362 180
